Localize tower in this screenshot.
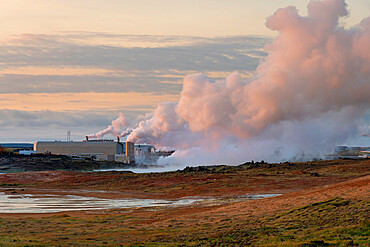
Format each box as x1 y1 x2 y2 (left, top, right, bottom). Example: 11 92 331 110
67 130 71 142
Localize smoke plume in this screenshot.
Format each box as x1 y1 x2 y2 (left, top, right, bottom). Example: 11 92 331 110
97 0 370 165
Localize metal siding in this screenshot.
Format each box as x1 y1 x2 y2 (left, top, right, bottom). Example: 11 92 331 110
35 142 119 155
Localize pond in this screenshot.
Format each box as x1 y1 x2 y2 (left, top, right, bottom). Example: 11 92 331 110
0 192 281 213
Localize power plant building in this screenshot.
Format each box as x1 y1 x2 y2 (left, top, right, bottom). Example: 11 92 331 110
34 139 135 164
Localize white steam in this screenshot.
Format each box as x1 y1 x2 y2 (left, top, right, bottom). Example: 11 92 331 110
94 0 370 165
88 113 132 139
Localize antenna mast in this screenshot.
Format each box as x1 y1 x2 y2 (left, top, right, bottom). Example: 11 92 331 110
67 130 71 142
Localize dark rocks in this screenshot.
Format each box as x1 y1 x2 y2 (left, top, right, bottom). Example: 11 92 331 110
300 240 329 246
0 154 129 172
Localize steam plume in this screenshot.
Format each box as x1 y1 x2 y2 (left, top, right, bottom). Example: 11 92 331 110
88 113 129 139
98 0 370 164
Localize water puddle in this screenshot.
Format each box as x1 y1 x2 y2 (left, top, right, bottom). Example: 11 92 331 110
0 192 281 213
93 167 179 173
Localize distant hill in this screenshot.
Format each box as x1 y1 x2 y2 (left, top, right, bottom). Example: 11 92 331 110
0 143 33 149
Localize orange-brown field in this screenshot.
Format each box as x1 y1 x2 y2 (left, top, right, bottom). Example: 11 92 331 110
0 159 369 246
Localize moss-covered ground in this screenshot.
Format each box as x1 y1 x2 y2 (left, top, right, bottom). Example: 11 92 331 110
0 159 368 246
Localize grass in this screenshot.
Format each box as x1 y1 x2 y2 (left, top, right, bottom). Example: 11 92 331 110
0 159 368 246
190 198 369 246
1 158 365 199
0 197 368 246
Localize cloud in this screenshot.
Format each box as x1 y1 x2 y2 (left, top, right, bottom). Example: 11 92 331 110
0 109 111 128
0 74 181 94
0 92 179 111
0 109 149 142
0 34 268 71
0 34 269 95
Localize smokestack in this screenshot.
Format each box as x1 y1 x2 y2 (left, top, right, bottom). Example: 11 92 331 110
86 136 89 142
117 136 120 143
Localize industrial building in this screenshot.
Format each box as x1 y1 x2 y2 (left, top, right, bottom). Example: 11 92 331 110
135 144 175 164
33 137 176 165
34 137 135 164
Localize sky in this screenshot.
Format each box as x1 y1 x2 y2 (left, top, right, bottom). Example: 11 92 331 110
0 0 369 143
0 0 368 37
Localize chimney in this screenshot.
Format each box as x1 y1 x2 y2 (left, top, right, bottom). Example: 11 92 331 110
117 136 120 143
86 136 89 142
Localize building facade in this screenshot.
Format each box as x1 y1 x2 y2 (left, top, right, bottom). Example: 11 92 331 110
34 140 135 163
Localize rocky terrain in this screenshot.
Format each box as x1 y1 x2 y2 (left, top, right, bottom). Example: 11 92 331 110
0 154 142 172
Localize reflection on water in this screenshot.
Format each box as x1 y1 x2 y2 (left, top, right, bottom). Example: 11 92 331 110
93 167 180 173
239 194 282 199
0 192 281 213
